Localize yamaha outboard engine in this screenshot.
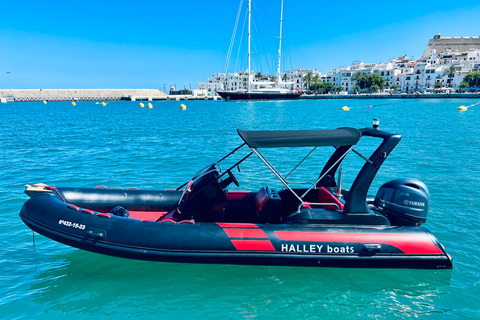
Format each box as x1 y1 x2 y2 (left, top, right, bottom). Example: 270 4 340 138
373 178 429 226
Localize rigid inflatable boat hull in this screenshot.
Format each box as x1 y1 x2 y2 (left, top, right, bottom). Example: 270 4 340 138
20 192 452 269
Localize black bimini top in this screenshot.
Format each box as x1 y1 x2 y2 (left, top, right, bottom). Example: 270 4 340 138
237 127 361 148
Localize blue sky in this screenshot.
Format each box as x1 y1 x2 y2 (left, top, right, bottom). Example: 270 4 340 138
1 0 480 90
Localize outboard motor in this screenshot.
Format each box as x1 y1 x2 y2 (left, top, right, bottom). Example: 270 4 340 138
373 178 429 226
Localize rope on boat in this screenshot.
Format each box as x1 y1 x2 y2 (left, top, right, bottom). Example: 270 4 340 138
95 185 140 190
43 185 66 203
217 143 246 163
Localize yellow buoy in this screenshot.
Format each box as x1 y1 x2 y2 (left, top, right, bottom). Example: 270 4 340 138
43 100 47 104
139 102 144 108
71 101 76 106
180 103 186 110
341 106 350 111
147 103 153 109
96 102 99 104
101 102 107 106
457 105 467 111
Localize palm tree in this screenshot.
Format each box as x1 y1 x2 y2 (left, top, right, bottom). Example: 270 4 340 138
282 73 288 81
312 75 320 94
256 71 263 80
443 65 458 88
350 72 363 93
318 83 325 94
464 71 480 91
351 72 362 84
303 72 313 91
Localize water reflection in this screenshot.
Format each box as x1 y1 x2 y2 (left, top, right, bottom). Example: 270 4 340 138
29 250 452 319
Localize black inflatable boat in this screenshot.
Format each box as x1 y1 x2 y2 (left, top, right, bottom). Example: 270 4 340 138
20 120 452 269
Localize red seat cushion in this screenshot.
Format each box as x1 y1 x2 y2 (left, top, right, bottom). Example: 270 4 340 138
128 211 168 221
317 187 344 210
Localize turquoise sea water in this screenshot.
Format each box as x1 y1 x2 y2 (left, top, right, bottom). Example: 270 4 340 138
1 99 479 319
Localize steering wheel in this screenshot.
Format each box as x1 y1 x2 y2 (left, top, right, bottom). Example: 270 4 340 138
219 169 240 189
227 170 240 187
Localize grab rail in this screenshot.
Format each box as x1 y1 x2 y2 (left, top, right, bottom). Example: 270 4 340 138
297 202 340 211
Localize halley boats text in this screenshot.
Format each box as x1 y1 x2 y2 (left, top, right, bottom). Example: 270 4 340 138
281 244 355 253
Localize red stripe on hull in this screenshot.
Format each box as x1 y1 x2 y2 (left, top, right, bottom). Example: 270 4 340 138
224 228 268 238
274 231 443 255
231 240 276 251
216 223 259 228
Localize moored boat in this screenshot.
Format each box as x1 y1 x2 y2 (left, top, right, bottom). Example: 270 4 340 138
217 88 301 101
19 120 452 269
218 0 302 101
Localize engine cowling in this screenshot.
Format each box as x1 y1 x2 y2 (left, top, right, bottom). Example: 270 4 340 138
373 178 429 226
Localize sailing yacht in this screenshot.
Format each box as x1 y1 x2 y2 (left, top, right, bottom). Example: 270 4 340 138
217 0 301 101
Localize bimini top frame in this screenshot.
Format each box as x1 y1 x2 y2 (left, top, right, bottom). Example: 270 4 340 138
237 124 402 214
237 128 362 211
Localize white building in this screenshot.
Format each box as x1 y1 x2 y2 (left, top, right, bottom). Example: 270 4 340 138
284 69 320 90
197 68 320 95
199 44 480 95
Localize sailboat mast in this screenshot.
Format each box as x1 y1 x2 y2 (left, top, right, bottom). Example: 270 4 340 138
247 0 252 93
277 0 284 87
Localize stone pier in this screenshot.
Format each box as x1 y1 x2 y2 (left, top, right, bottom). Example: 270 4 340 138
0 89 167 102
0 89 222 102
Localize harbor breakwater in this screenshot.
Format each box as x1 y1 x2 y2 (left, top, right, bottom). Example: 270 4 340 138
0 89 167 102
0 89 221 102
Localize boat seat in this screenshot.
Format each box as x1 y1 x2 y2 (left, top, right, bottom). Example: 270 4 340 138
316 187 344 210
255 186 282 223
